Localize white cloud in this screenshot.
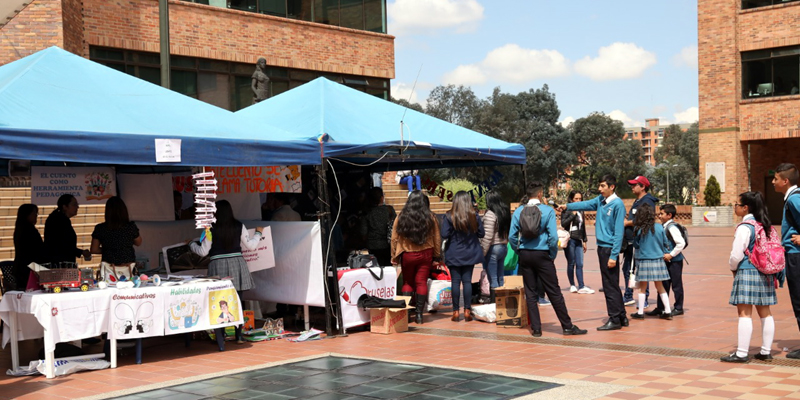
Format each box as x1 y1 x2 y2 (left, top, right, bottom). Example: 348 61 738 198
442 64 487 86
441 44 570 86
574 42 657 81
558 116 575 127
608 110 638 127
391 82 421 104
388 0 484 35
673 106 699 123
672 45 698 69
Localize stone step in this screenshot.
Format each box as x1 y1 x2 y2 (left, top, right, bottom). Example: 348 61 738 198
0 222 97 237
0 196 30 207
0 230 95 248
0 204 105 217
0 242 95 265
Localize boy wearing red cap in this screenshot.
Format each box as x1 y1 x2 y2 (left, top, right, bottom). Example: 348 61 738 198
622 176 659 308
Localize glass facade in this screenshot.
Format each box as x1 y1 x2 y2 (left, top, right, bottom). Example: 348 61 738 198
741 45 800 98
181 0 386 33
742 0 800 9
89 47 390 111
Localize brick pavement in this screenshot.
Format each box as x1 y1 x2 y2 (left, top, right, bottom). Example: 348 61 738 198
2 226 800 399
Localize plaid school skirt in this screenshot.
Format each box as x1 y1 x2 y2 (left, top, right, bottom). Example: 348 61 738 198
209 256 255 292
729 268 776 306
635 259 670 282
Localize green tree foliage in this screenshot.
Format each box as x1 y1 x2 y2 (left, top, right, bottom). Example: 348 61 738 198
654 123 699 175
440 178 487 209
704 175 721 206
425 84 481 129
390 97 424 113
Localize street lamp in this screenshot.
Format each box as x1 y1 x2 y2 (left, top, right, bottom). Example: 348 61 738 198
663 163 679 203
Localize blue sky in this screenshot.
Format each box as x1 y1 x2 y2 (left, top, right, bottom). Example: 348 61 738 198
388 0 699 128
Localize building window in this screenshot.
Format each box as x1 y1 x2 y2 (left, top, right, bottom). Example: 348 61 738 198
89 47 389 111
742 46 800 98
181 0 386 33
742 0 800 10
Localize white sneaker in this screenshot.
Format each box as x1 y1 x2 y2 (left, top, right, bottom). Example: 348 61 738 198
578 286 595 294
569 285 578 293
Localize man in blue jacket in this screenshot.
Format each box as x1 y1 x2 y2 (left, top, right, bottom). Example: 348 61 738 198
772 163 800 358
510 182 587 337
560 175 628 330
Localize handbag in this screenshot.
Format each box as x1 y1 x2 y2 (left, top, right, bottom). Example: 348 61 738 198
99 262 137 283
503 242 518 272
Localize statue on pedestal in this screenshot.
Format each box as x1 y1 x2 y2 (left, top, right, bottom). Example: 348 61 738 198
251 57 270 104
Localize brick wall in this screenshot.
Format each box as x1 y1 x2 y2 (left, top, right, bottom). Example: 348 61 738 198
0 0 64 65
82 0 395 78
738 1 800 51
61 0 84 55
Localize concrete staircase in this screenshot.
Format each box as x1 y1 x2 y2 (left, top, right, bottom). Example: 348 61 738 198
0 186 104 266
381 172 450 215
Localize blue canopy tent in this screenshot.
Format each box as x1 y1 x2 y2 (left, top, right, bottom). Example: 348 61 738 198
235 78 526 171
0 47 321 168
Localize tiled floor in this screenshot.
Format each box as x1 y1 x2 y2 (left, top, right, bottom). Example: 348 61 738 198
3 226 800 399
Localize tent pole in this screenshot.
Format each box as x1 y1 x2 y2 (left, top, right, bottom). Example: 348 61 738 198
316 161 346 336
158 0 171 89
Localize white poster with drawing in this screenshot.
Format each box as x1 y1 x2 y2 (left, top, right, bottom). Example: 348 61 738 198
206 282 243 328
165 285 207 333
108 290 166 339
31 166 116 206
242 227 276 272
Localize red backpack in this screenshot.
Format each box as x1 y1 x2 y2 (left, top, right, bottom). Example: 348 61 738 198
738 220 785 275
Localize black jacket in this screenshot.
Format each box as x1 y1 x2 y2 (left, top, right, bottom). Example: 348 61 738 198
44 210 82 264
560 210 587 242
13 222 44 288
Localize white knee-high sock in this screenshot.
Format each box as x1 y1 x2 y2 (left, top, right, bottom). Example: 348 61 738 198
659 292 672 314
737 317 753 358
637 293 646 314
761 316 775 355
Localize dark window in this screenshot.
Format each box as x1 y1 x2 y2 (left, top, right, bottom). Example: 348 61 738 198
287 0 314 21
90 47 390 111
259 0 287 16
742 0 800 9
339 0 364 29
315 0 340 26
364 0 385 33
742 46 800 98
229 0 257 12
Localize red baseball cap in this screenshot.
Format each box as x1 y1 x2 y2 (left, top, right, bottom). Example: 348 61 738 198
627 176 651 188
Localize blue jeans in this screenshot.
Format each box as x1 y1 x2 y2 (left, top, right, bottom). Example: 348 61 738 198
400 175 422 192
564 238 585 288
450 265 474 311
483 244 507 289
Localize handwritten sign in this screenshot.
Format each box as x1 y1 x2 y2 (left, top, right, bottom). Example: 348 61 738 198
155 139 182 163
31 167 116 206
242 227 276 272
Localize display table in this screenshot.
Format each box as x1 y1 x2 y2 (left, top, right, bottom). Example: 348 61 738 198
0 279 243 378
337 267 397 329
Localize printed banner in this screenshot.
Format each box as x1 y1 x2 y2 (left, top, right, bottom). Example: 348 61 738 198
207 284 243 328
31 167 116 206
109 290 166 340
207 166 301 194
165 285 207 333
242 227 276 273
337 267 397 329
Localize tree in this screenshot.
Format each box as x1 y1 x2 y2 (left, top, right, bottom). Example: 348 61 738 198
704 175 721 206
390 97 424 113
648 156 698 205
424 84 482 129
654 123 699 176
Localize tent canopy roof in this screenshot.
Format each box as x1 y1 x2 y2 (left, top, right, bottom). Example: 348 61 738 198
235 78 526 170
0 47 321 167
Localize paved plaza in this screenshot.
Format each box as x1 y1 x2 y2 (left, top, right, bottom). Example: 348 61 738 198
3 226 800 399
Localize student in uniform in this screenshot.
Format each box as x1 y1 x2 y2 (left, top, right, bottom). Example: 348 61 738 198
629 204 673 320
771 163 800 359
648 204 687 316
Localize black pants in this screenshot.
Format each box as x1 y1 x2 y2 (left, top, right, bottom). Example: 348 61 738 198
598 247 625 324
785 252 800 331
518 250 573 331
621 244 634 300
656 259 684 311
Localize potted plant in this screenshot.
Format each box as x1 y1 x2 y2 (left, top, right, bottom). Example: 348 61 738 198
692 175 734 226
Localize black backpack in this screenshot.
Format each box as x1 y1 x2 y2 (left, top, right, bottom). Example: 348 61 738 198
519 205 542 239
665 221 689 249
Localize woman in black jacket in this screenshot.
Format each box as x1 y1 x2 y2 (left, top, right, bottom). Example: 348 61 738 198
13 204 44 289
560 191 593 294
44 194 91 266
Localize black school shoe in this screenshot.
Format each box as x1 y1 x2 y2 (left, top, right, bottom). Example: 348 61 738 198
531 330 542 338
630 313 645 320
672 309 684 316
754 353 773 361
787 349 800 359
659 312 673 320
721 353 749 363
563 325 588 335
644 308 662 316
621 317 629 327
596 320 622 331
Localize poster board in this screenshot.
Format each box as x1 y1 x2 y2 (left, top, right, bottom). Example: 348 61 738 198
209 166 302 194
31 166 116 206
242 227 276 272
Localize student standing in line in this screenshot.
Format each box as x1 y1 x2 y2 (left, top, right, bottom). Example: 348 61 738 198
648 204 687 316
44 194 92 266
721 191 776 363
561 191 593 294
629 204 673 320
480 191 511 303
622 176 659 307
511 182 588 337
12 204 43 289
560 175 627 331
441 191 484 322
772 163 800 359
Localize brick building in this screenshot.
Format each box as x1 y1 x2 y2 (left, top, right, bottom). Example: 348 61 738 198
0 0 394 110
698 0 800 221
625 118 692 166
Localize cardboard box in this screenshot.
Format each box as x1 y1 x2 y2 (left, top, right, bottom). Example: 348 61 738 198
495 277 528 328
370 296 414 334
